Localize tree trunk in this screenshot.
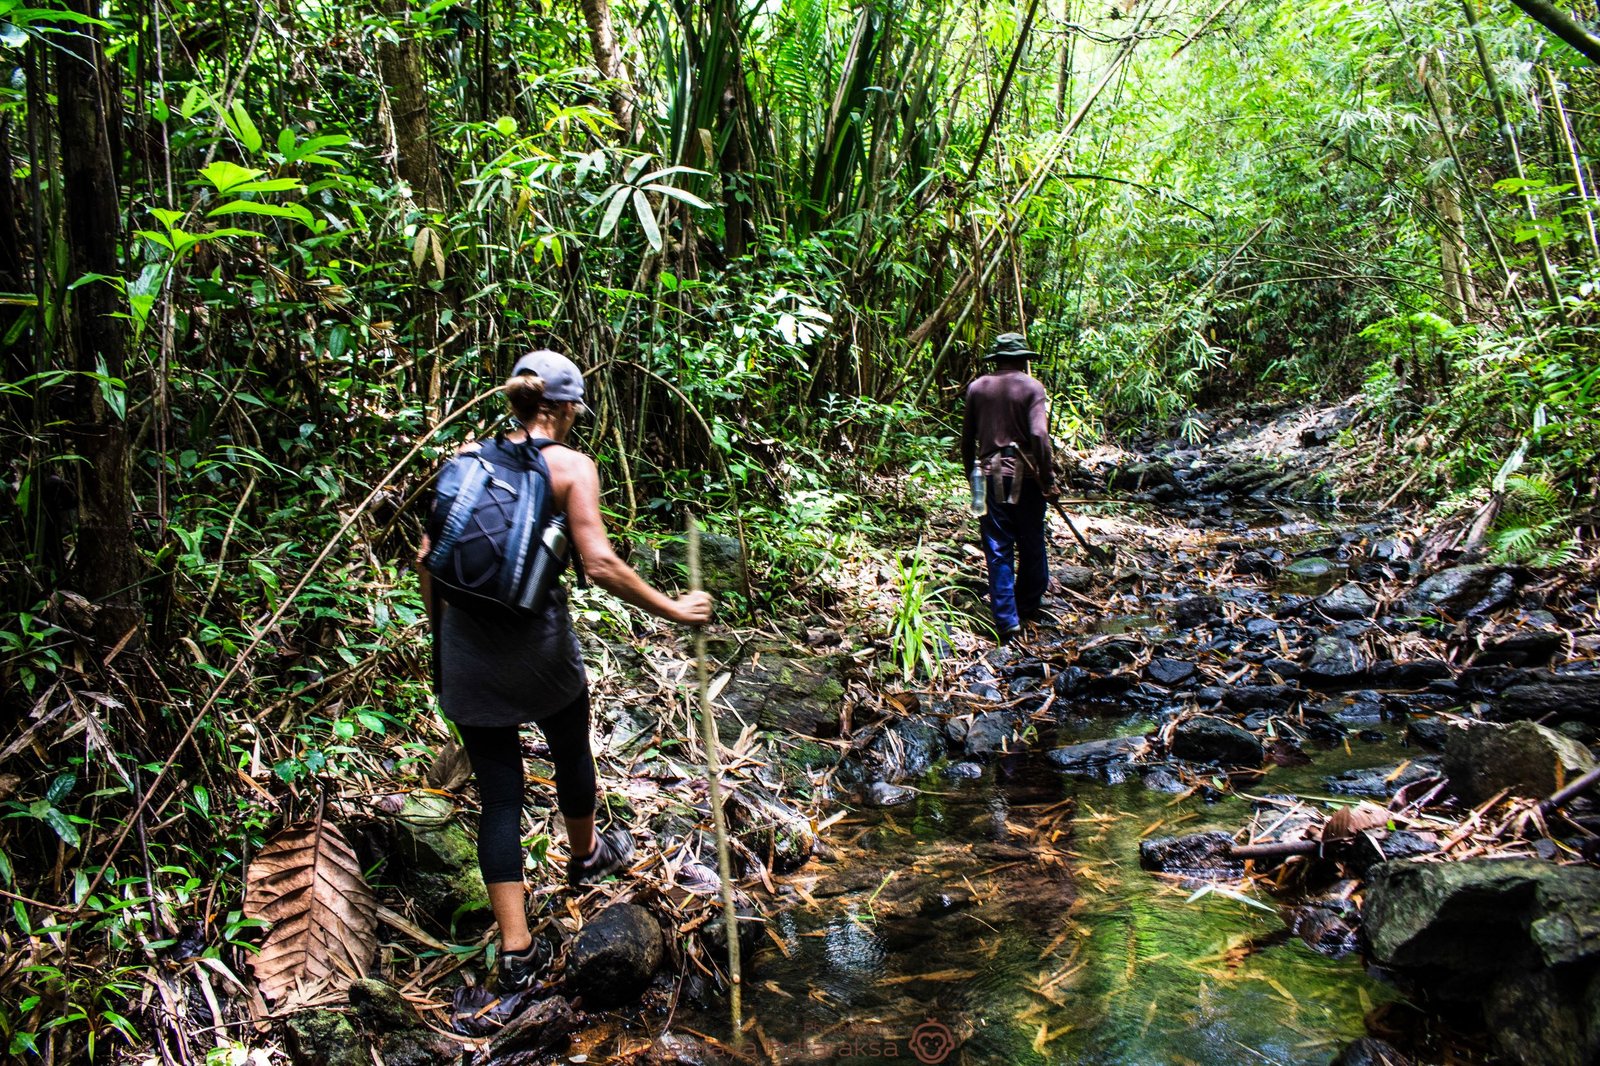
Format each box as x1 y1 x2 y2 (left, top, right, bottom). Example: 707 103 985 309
377 0 451 410
55 0 139 642
377 0 444 211
578 0 636 136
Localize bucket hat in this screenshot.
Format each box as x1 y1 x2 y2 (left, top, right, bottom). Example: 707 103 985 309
985 332 1038 360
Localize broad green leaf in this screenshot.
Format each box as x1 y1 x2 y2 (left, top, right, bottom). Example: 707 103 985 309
228 101 263 153
39 806 79 848
45 773 74 804
207 199 313 226
199 160 265 194
228 178 305 194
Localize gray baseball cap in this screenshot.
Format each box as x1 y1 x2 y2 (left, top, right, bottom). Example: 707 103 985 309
511 349 586 404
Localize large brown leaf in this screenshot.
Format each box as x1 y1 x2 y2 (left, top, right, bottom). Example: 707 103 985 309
244 818 377 1006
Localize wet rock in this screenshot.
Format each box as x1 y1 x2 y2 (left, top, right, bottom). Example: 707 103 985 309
1324 759 1441 797
386 793 489 920
1484 968 1597 1066
1443 720 1596 804
863 717 945 783
1365 859 1600 1064
1046 735 1148 784
1244 617 1280 639
1173 595 1221 629
1290 895 1360 957
866 781 915 807
1138 830 1244 879
725 780 815 873
1145 657 1198 687
1401 564 1520 618
1369 658 1452 689
1235 551 1280 578
1052 665 1092 697
1489 671 1600 726
1315 583 1377 620
1330 1037 1412 1066
1171 717 1265 767
1405 717 1451 751
1261 656 1303 681
1476 630 1564 668
1340 829 1440 876
473 994 581 1063
1140 766 1189 793
1220 683 1302 712
723 653 847 738
963 710 1020 758
1313 694 1383 725
1302 635 1369 690
566 903 664 1008
1076 640 1141 674
1366 858 1600 976
944 761 983 780
1285 556 1336 579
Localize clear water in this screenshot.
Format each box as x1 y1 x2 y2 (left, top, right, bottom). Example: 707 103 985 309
665 725 1408 1065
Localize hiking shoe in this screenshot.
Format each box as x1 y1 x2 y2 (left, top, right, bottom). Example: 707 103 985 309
498 937 552 993
1024 607 1060 628
997 624 1023 645
567 827 636 886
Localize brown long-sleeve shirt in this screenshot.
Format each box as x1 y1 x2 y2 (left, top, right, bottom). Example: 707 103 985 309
960 367 1055 489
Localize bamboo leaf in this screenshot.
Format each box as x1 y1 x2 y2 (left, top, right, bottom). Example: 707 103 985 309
643 183 712 210
633 188 661 251
598 186 630 238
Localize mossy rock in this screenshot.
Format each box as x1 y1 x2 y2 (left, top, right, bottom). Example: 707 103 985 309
284 1010 366 1066
642 532 747 598
385 794 490 922
721 652 847 739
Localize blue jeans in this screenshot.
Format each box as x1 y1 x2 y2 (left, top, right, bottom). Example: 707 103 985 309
981 478 1048 630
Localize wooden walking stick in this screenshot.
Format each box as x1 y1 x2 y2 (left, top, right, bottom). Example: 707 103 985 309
688 513 743 1040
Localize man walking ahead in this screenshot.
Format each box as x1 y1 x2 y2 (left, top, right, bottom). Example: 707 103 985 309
961 333 1058 643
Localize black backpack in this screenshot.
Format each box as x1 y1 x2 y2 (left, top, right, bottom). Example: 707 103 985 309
423 436 575 615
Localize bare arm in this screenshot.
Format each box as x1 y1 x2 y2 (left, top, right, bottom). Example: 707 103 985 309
564 453 712 624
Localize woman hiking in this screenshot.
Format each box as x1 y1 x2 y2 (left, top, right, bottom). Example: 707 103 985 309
418 348 714 992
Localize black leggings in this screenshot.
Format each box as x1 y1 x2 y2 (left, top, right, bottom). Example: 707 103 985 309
457 691 597 885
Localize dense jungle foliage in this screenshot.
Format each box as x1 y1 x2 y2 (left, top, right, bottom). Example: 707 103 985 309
1 0 1598 1058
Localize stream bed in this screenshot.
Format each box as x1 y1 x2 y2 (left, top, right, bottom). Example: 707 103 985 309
671 724 1407 1065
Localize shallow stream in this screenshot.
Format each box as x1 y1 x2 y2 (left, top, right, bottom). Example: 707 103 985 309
667 723 1408 1065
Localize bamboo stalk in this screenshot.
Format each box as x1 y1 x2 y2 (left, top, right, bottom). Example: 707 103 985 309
688 513 743 1042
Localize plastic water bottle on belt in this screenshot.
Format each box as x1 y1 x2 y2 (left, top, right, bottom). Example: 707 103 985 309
969 460 987 516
